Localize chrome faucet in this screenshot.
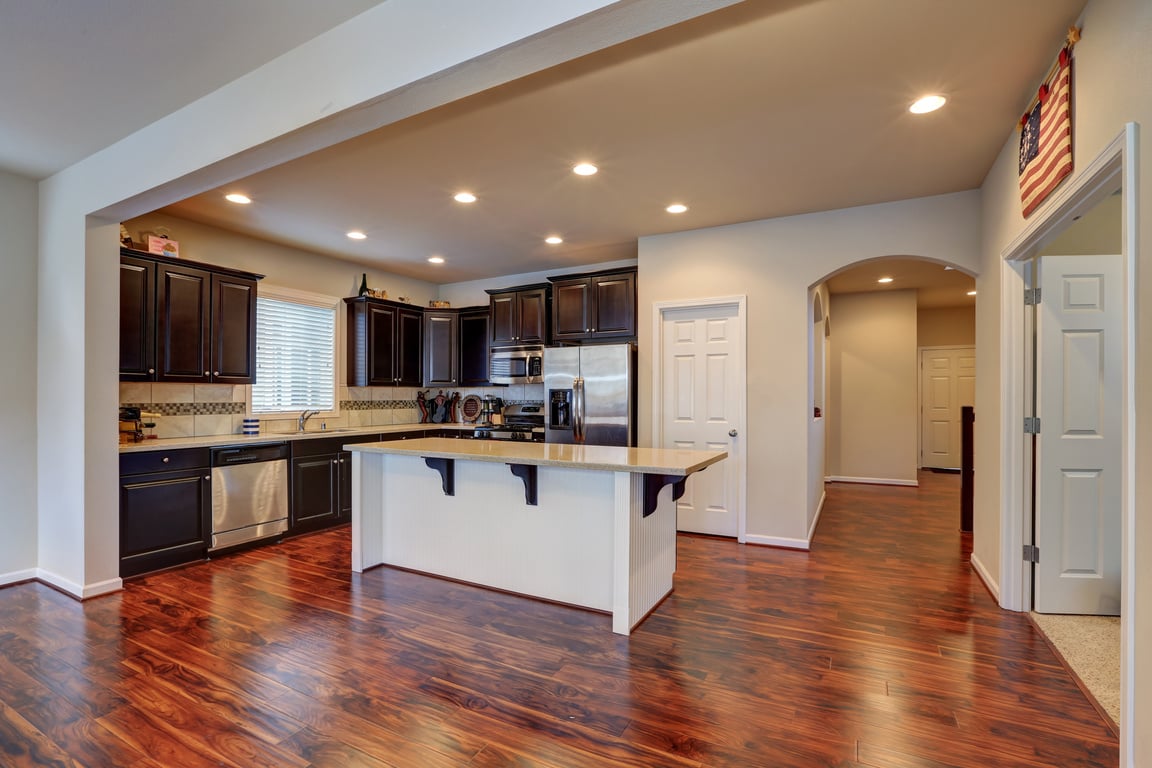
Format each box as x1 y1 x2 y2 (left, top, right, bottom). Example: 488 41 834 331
298 409 319 432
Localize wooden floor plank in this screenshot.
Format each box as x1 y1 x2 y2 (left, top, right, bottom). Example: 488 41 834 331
0 470 1118 767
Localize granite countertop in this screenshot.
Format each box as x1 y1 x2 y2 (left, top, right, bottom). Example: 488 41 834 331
347 437 727 475
118 423 472 453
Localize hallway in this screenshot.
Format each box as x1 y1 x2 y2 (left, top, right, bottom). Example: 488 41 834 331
0 472 1118 766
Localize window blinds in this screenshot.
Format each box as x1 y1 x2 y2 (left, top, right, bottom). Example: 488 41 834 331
251 296 336 413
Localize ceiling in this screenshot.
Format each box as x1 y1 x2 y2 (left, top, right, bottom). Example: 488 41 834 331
825 257 975 309
6 1 1085 297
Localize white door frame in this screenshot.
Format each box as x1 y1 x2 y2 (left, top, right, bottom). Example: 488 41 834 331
917 344 976 470
999 124 1136 757
651 295 748 542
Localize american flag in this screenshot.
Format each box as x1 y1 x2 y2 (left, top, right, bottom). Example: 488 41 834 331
1019 49 1073 218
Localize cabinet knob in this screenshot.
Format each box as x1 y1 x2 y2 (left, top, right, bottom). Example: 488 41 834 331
148 368 155 374
214 371 220 376
339 458 345 464
204 475 210 481
332 459 339 465
204 371 210 376
161 456 169 463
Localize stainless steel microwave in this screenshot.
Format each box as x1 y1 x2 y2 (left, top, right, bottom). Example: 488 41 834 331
490 345 544 385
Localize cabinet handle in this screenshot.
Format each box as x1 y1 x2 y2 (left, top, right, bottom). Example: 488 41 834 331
162 457 169 463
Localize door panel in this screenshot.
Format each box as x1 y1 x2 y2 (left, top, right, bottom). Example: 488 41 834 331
919 347 974 469
661 304 741 536
1034 254 1122 615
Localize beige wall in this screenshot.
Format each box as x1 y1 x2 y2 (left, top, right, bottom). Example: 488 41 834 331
974 0 1151 757
638 191 981 546
918 306 976 347
0 170 38 583
825 291 918 484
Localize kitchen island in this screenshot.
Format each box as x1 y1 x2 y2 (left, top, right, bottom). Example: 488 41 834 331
347 438 726 634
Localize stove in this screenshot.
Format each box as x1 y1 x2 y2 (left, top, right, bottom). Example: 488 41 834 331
473 403 545 442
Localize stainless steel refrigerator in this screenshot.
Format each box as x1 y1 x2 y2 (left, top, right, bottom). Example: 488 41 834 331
544 343 636 446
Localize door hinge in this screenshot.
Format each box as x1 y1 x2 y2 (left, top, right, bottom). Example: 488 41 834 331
1024 417 1041 434
1024 288 1042 305
1023 544 1040 563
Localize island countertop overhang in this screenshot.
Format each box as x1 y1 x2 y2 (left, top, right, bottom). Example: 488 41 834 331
344 437 726 476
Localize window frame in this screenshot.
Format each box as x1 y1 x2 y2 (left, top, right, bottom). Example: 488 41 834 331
250 284 341 418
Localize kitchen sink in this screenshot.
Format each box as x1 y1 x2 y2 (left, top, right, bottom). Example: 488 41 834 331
306 427 363 434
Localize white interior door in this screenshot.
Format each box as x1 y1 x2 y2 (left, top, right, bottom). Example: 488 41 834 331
919 347 975 469
1034 254 1122 615
658 302 744 537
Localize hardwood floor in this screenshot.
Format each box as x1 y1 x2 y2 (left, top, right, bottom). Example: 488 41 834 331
0 471 1118 767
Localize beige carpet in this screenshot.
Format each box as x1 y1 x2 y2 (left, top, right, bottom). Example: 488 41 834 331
1031 612 1121 726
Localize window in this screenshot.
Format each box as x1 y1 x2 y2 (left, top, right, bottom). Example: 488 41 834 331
251 287 337 414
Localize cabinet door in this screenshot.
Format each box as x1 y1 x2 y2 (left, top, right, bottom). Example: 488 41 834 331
517 288 548 344
290 454 340 533
120 256 156 381
490 293 517 345
458 309 491 386
423 311 458 387
337 451 353 520
119 469 210 577
590 271 636 339
551 279 590 341
211 274 257 384
396 308 424 387
365 303 397 385
156 263 211 382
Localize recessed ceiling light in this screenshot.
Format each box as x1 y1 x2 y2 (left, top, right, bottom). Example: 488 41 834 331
545 236 563 245
967 290 977 296
572 162 598 176
909 95 946 114
666 203 688 214
454 192 477 203
428 256 445 264
225 193 251 204
877 276 894 284
346 230 367 240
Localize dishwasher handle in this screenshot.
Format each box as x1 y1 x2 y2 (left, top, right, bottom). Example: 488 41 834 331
211 443 288 466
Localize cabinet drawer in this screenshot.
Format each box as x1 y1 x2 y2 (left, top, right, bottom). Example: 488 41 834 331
120 448 210 476
291 433 381 458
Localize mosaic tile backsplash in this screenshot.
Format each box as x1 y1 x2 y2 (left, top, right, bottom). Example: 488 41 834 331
120 382 545 439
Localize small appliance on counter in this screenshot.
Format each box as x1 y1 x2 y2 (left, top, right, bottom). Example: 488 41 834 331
473 403 544 442
118 406 158 443
544 343 636 446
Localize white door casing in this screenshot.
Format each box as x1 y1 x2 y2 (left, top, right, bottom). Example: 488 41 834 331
652 297 746 539
1034 254 1123 615
919 346 975 470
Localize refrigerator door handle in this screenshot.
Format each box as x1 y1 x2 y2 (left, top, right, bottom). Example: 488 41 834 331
573 377 586 443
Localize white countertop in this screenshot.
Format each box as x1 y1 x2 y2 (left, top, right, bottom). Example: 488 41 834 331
348 437 727 475
118 423 472 453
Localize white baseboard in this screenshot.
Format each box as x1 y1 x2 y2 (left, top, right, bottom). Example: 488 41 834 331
0 568 37 588
807 490 826 542
34 569 122 600
825 475 918 487
743 534 810 551
969 552 1000 602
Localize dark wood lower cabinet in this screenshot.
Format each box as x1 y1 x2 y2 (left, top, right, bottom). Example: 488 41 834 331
289 433 388 535
119 449 211 578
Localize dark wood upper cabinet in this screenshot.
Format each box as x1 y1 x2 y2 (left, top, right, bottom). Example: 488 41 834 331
486 284 550 346
120 248 260 384
346 297 423 387
119 256 155 381
458 307 492 387
423 310 459 387
549 268 636 342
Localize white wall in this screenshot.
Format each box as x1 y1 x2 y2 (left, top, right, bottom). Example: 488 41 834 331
123 212 439 304
826 290 918 484
918 306 976 347
638 191 981 545
808 283 830 534
974 0 1152 759
0 171 38 584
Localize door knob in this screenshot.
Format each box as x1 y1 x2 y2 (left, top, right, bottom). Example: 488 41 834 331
728 429 738 437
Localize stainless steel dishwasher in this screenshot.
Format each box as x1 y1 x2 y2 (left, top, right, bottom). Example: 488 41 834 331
210 443 289 551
